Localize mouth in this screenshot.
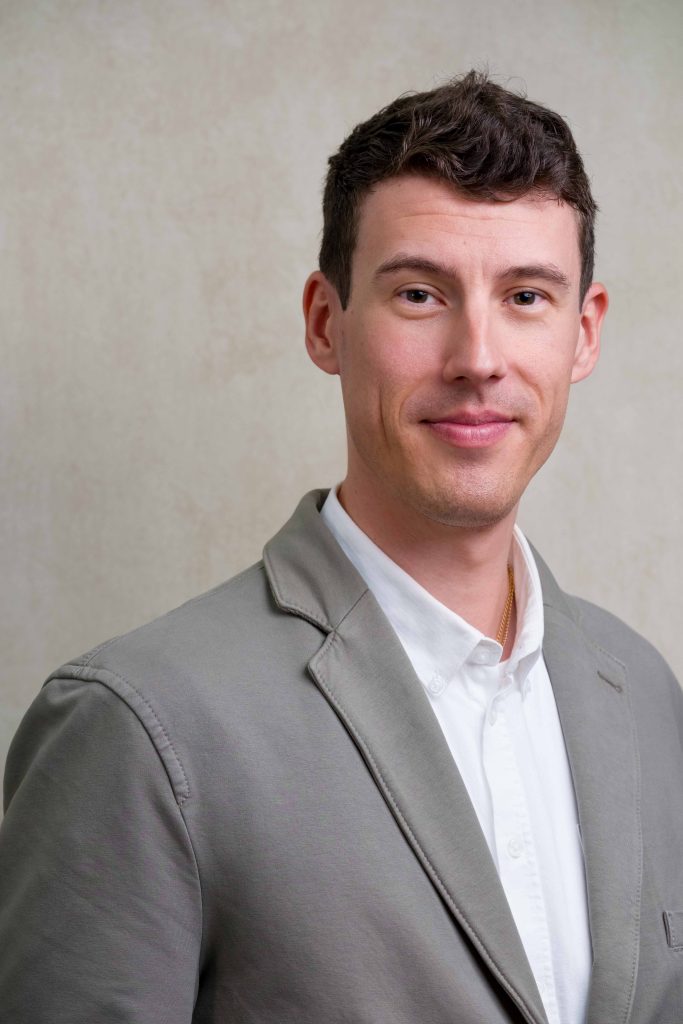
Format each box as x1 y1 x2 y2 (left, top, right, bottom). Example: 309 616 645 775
422 410 515 449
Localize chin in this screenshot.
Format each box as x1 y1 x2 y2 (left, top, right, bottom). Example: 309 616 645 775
402 477 522 531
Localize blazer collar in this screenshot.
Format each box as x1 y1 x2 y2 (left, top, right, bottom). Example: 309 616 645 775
264 491 642 1024
264 490 365 633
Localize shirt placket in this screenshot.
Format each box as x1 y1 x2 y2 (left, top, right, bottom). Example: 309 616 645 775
482 679 561 1024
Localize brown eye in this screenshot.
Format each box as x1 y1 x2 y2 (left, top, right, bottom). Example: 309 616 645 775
401 289 431 304
512 291 538 306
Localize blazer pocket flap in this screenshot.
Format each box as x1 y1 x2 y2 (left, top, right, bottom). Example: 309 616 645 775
663 911 683 950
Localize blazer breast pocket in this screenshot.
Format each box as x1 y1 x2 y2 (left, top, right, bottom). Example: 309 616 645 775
663 911 683 950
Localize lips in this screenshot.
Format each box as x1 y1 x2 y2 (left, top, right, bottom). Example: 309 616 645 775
423 410 514 448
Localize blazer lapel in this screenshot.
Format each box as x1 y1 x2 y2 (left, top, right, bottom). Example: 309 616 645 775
309 593 548 1024
265 492 548 1024
536 552 642 1024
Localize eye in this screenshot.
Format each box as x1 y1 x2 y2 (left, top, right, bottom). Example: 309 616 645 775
510 290 542 307
398 288 435 305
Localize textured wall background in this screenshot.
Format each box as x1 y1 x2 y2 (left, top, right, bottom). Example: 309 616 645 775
2 0 682 775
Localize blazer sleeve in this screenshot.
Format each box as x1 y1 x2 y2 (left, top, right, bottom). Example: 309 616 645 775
0 675 203 1023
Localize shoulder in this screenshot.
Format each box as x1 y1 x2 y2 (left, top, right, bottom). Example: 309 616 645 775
22 559 325 807
531 541 677 682
77 559 273 666
530 541 681 715
59 557 321 689
568 592 676 683
556 591 683 739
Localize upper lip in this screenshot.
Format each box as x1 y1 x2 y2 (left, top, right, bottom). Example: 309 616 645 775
424 409 514 425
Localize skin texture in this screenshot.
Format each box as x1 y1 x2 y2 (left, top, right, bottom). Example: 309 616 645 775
303 175 608 642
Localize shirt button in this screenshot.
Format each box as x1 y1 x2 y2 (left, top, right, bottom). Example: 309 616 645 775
488 706 497 725
427 673 446 696
507 837 523 859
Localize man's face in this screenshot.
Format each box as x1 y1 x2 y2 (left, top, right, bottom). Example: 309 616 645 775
305 174 606 530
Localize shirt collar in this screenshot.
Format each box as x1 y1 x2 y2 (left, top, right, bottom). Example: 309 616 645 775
320 486 544 697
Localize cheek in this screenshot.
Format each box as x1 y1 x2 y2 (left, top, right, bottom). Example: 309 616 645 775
342 330 424 422
531 367 574 441
524 334 577 400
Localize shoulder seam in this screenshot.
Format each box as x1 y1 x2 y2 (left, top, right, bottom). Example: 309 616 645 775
50 666 191 806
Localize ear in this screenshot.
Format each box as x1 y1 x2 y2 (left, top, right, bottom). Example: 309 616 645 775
303 271 343 376
571 282 609 383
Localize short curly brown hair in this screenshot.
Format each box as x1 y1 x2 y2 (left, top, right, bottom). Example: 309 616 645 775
319 71 597 308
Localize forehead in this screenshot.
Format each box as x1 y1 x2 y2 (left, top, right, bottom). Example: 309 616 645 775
353 175 581 278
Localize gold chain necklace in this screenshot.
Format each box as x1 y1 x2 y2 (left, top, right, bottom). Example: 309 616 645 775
495 564 515 648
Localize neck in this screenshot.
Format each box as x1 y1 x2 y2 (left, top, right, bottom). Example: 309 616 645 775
337 476 518 647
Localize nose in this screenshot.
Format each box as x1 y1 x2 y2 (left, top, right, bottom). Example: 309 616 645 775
441 304 508 384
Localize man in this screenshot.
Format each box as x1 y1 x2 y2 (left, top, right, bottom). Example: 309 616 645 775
1 71 681 1024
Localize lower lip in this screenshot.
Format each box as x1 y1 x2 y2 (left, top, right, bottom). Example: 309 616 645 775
425 420 513 448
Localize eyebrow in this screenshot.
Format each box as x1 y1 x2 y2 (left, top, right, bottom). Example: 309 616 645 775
374 255 455 280
498 263 571 291
373 254 571 291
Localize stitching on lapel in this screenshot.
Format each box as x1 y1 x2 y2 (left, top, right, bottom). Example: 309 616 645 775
591 641 626 672
263 548 332 631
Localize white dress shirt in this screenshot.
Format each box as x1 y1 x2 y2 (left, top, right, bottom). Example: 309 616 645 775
321 487 592 1024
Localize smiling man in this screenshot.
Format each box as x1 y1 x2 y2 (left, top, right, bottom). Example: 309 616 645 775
1 72 682 1024
304 176 604 655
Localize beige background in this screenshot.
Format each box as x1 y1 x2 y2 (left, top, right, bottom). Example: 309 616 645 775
2 0 682 776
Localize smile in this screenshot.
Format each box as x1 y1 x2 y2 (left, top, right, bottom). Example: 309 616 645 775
423 413 514 449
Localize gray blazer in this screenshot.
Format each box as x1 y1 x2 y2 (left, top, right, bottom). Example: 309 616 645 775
1 490 682 1024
